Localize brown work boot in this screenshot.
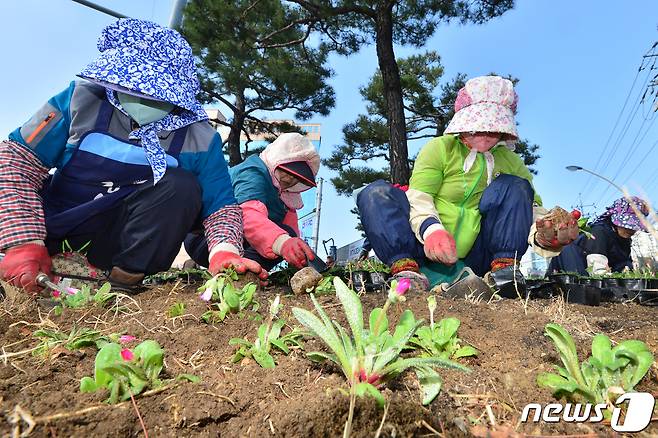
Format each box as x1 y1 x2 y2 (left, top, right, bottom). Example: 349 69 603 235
108 267 145 293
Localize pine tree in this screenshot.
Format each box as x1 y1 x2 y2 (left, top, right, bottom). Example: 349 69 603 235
181 0 335 165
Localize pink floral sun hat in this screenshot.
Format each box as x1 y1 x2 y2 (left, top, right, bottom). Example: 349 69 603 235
444 76 519 139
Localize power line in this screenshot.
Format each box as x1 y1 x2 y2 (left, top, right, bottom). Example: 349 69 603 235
592 61 654 188
579 65 642 195
622 138 658 187
581 44 657 198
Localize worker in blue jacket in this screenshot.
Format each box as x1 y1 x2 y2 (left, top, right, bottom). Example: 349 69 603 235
0 19 266 294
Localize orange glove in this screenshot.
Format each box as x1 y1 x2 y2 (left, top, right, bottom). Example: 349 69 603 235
423 230 457 265
0 243 52 294
280 237 315 269
209 251 268 281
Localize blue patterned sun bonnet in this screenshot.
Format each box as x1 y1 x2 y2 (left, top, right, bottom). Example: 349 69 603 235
78 18 208 184
594 196 650 232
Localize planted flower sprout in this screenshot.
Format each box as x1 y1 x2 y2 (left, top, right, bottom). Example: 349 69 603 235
292 277 469 407
230 295 305 368
537 323 653 416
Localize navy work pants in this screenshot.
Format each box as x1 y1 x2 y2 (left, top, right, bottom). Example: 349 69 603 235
356 174 534 277
45 167 202 275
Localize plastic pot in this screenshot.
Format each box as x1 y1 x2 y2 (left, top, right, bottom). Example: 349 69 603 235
638 290 658 306
368 272 387 290
562 283 601 306
350 271 369 289
588 278 603 288
619 278 646 290
646 279 658 290
602 277 621 288
600 287 632 303
549 273 578 285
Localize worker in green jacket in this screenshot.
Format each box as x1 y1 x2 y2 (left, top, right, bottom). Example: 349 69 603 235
356 75 578 292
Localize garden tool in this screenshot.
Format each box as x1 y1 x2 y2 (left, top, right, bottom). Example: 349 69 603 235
35 272 70 297
434 267 494 301
305 250 329 273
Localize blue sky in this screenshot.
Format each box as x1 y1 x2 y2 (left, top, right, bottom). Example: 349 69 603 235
1 1 657 253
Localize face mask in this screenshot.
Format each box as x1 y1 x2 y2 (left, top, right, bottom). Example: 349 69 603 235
117 92 175 126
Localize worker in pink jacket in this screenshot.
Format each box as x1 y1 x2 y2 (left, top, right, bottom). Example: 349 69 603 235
185 133 320 271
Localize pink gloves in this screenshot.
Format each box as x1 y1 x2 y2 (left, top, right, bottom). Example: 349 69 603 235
0 243 52 294
209 251 268 281
423 230 458 265
280 237 315 268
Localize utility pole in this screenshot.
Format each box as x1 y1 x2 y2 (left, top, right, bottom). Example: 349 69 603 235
168 0 188 28
571 193 597 218
312 178 324 253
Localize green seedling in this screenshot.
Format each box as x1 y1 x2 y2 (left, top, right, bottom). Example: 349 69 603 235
577 216 593 239
80 340 200 404
144 267 210 284
315 276 336 294
33 327 110 356
199 272 259 323
167 302 186 318
345 259 390 274
80 340 164 403
52 282 116 315
408 296 478 360
292 278 469 407
230 295 305 368
537 323 654 416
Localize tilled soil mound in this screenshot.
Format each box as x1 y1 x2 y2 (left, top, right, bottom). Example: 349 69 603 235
0 279 656 437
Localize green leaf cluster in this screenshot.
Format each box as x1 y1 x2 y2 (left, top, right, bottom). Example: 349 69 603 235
345 259 390 273
167 302 186 318
537 323 654 414
33 327 110 356
292 278 468 406
53 282 115 315
230 319 304 368
199 274 259 323
409 317 477 361
80 341 165 404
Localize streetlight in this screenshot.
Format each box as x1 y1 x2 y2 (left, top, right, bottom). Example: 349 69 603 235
565 165 624 193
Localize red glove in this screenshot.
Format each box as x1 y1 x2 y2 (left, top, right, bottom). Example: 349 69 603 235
0 243 52 294
423 229 457 265
535 210 580 251
280 237 315 269
209 251 268 280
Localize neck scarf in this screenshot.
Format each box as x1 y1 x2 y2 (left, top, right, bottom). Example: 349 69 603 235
462 139 516 185
106 90 208 184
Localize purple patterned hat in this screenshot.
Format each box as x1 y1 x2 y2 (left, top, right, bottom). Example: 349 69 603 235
596 197 649 232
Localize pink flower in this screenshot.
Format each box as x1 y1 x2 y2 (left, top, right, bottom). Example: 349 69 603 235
66 287 79 295
52 290 61 298
199 287 213 302
121 349 134 361
119 335 136 344
396 278 411 296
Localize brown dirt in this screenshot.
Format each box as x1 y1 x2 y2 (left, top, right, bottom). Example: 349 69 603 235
0 279 657 438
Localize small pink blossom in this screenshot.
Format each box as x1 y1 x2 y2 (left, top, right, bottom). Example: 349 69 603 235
396 278 411 296
121 348 134 361
66 287 79 295
119 335 136 344
199 287 213 302
52 290 61 298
